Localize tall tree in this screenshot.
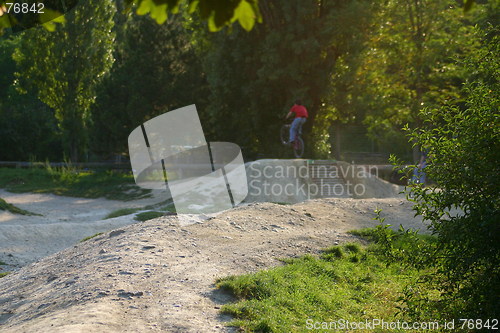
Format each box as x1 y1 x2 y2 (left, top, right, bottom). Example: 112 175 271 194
357 0 480 160
89 12 208 158
200 0 376 159
0 34 61 160
13 0 115 161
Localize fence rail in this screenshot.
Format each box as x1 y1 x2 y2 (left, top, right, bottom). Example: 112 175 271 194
0 161 131 171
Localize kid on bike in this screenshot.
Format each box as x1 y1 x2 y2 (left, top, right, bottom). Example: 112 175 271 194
285 100 308 145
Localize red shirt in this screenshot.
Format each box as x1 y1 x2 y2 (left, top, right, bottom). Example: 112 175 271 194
290 104 308 118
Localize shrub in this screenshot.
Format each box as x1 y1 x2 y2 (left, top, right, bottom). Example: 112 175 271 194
393 26 499 319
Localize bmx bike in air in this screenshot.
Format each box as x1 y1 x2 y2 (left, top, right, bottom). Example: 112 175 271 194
280 123 304 158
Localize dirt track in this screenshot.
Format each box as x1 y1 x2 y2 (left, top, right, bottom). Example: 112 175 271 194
0 195 428 332
0 189 166 270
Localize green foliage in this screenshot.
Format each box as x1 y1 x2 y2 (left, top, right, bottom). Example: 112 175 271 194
105 208 140 219
351 212 437 271
217 240 429 332
0 272 10 278
13 0 116 162
396 26 500 319
201 0 376 159
322 243 363 263
124 0 261 31
0 197 39 215
80 232 103 242
158 203 176 213
357 0 480 160
0 167 151 200
134 211 164 221
0 0 76 33
321 246 344 260
90 11 207 157
0 35 62 161
0 0 494 163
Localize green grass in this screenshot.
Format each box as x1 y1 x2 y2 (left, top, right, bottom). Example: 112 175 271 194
0 167 151 201
105 208 140 219
159 204 176 213
216 231 437 332
105 199 175 219
0 197 40 216
80 232 104 242
134 211 164 221
0 272 10 278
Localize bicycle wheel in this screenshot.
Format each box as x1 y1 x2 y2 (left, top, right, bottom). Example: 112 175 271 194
280 124 290 145
293 137 304 158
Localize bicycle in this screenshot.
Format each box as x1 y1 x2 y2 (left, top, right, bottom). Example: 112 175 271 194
280 123 305 158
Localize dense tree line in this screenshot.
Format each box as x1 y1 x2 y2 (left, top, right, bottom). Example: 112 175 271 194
0 0 498 321
0 0 496 162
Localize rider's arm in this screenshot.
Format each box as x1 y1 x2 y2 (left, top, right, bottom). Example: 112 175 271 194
285 111 293 120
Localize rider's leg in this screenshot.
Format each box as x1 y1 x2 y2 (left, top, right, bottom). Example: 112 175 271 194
298 118 306 136
289 118 301 143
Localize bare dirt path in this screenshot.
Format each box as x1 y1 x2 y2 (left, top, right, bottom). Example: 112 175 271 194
0 197 428 332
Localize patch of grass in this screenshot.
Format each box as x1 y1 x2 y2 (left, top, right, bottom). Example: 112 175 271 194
143 199 174 211
105 208 140 219
0 197 40 216
320 246 344 260
159 203 176 213
0 168 151 201
80 232 104 242
349 227 435 243
216 234 437 332
0 272 10 278
0 260 6 265
134 211 164 221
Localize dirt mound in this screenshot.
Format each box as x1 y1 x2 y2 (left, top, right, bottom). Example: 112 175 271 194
0 198 427 332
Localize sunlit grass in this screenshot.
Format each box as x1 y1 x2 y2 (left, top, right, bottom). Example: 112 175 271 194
216 234 437 332
0 168 151 201
80 232 104 242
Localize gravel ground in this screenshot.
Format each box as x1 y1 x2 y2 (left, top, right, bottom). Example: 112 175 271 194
0 196 428 332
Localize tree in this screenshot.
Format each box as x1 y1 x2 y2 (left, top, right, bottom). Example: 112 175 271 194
0 34 61 160
356 0 480 161
0 0 480 36
89 11 208 158
13 0 115 161
199 0 376 159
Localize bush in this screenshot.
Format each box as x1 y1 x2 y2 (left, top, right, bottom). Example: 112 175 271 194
393 26 499 319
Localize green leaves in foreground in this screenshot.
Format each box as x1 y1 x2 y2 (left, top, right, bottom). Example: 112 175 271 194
0 0 75 33
125 0 261 31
